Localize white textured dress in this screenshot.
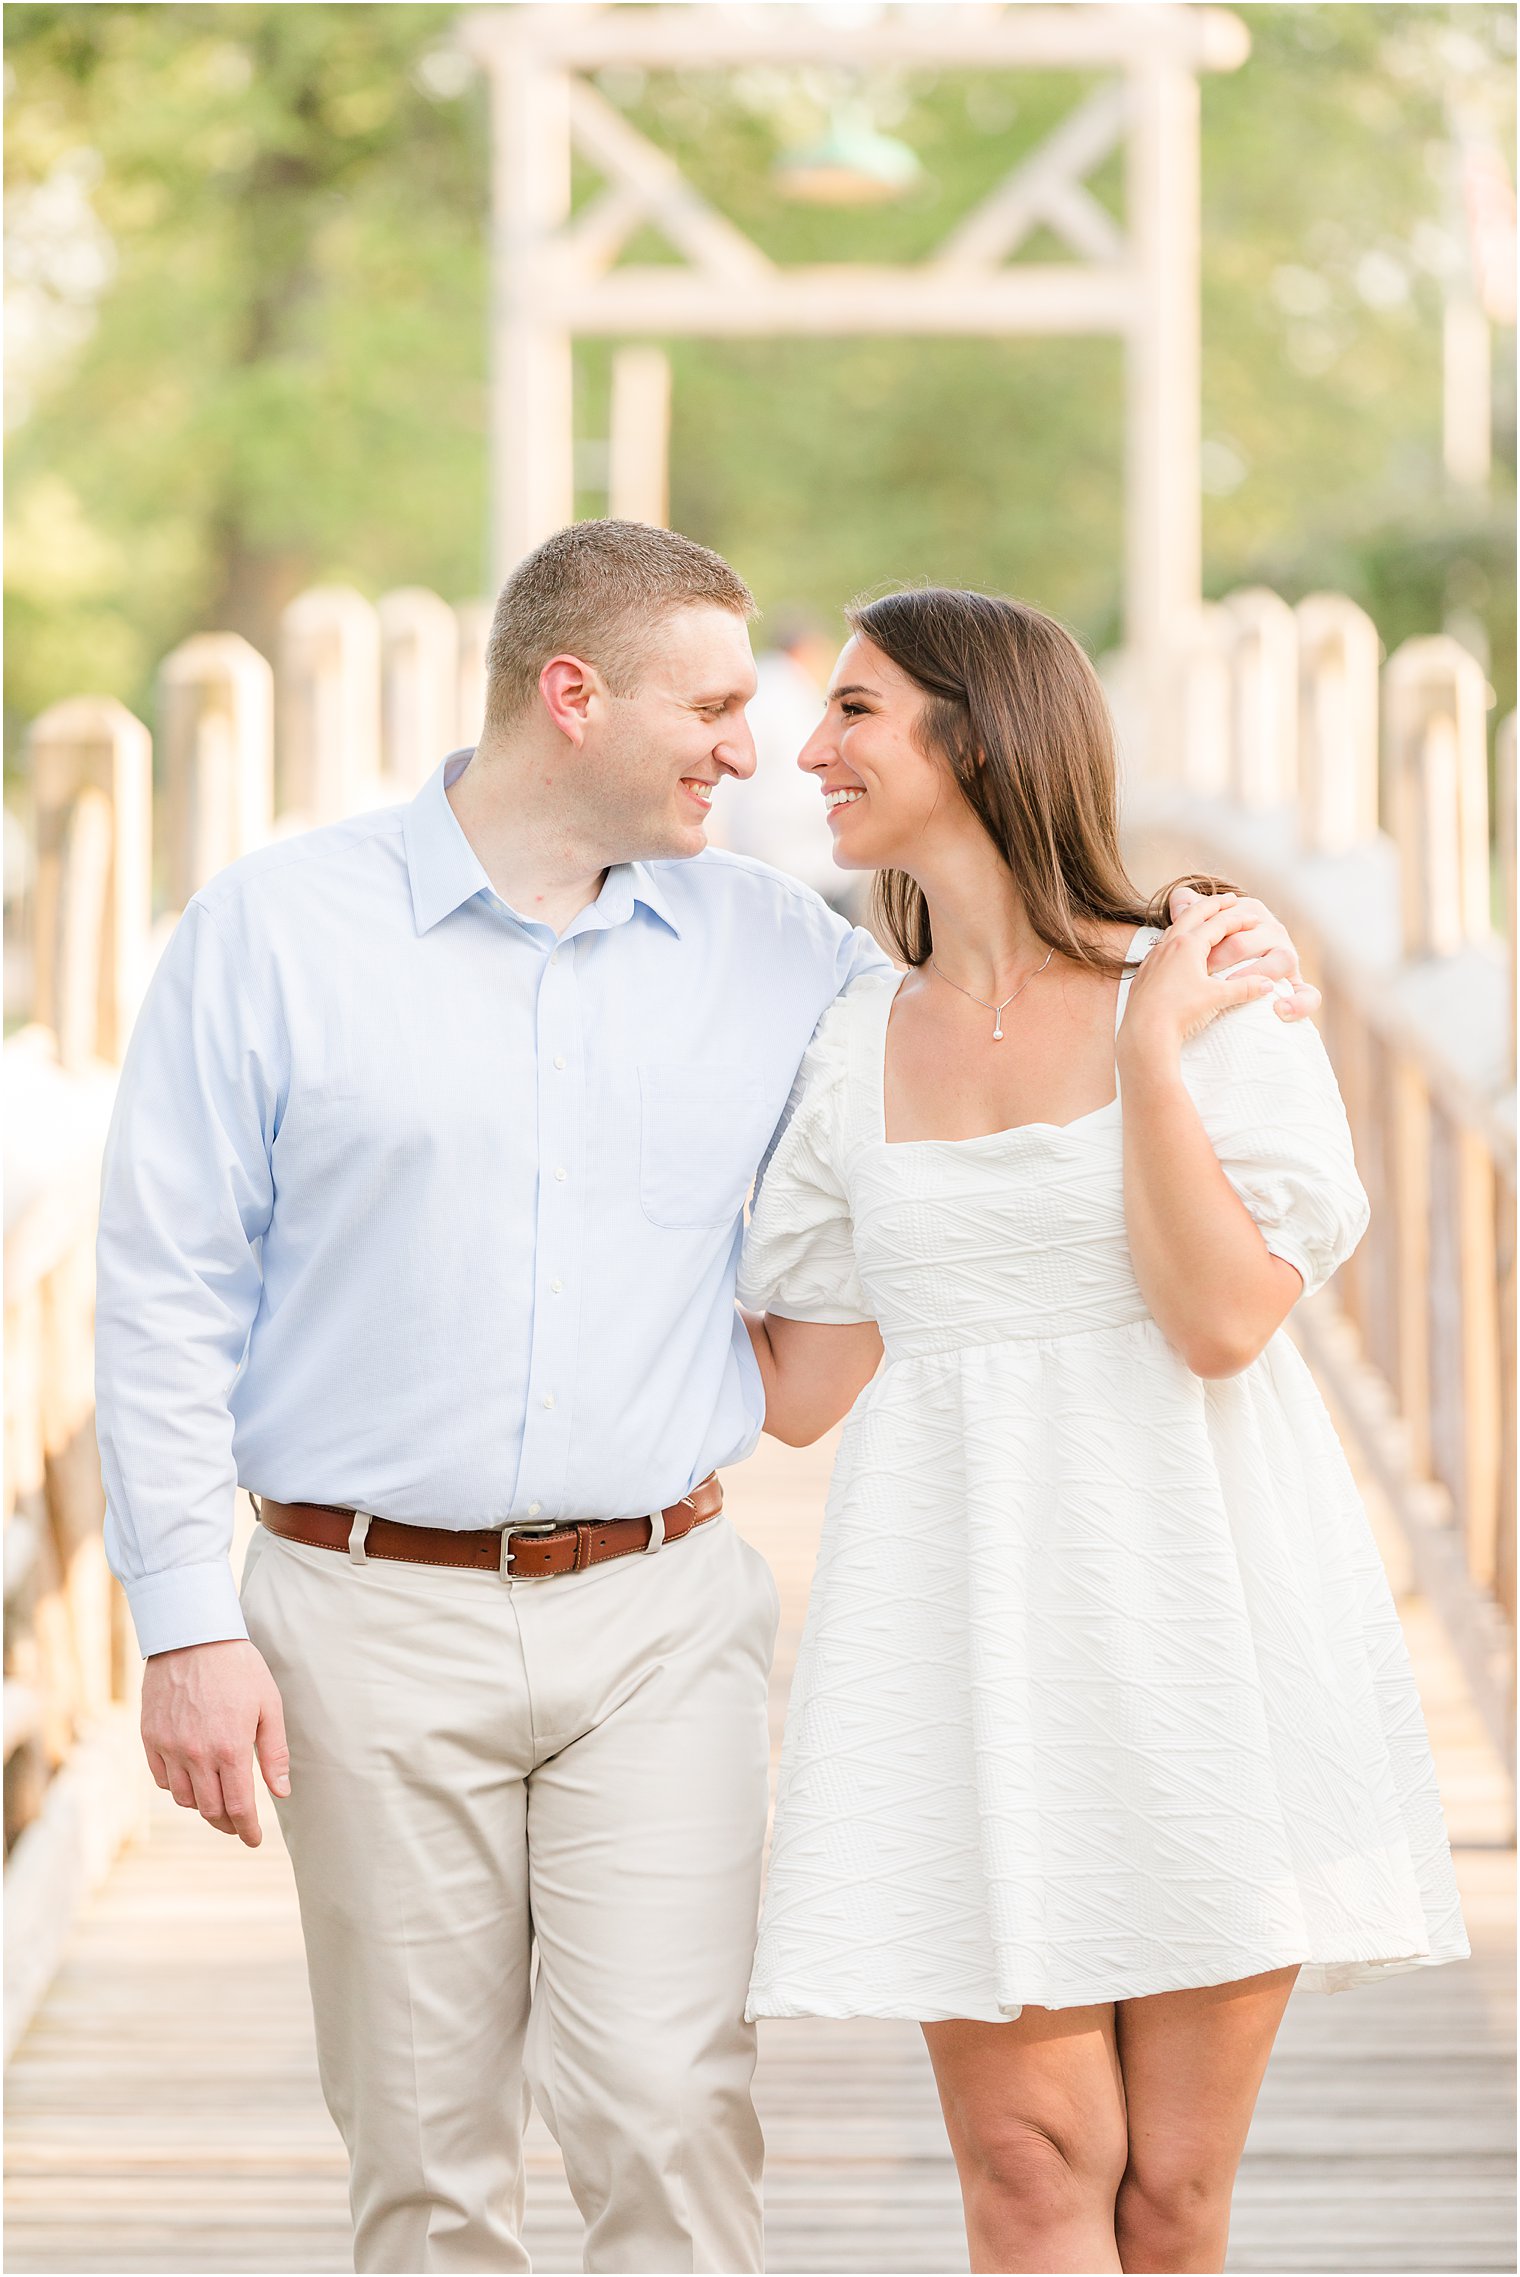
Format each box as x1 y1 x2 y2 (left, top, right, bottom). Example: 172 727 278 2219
739 931 1468 2023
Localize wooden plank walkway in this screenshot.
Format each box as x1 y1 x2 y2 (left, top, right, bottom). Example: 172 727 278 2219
5 1429 1515 2275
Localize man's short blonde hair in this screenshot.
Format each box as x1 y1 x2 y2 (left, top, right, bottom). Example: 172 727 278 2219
483 519 756 730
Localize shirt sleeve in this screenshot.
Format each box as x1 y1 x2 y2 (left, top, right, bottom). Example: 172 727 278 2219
738 1003 872 1324
95 898 282 1656
1179 985 1370 1298
835 916 896 994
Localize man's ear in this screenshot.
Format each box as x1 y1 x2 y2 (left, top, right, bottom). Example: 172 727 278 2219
538 653 603 747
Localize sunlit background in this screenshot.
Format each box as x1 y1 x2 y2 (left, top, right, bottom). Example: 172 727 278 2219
3 4 1514 731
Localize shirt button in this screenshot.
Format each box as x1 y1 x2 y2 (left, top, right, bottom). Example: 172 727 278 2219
527 1501 541 1517
542 1393 556 1410
550 1278 563 1294
549 951 560 968
554 1055 566 1071
554 1166 567 1182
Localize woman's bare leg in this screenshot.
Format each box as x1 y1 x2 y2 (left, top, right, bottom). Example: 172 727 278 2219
923 2008 1130 2274
1114 1966 1299 2274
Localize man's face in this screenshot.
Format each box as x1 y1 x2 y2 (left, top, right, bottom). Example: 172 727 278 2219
580 605 759 862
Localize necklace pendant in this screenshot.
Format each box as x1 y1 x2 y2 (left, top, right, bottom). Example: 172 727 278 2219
992 1015 1003 1042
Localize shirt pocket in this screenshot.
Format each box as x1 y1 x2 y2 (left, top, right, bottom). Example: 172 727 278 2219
639 1062 769 1231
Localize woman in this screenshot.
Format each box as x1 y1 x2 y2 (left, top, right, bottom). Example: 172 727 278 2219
739 589 1468 2276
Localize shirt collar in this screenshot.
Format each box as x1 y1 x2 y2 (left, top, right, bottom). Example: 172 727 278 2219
404 754 683 940
624 862 681 937
403 753 494 934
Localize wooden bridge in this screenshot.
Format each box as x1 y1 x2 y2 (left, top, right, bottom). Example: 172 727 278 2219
4 569 1516 2272
4 1423 1515 2275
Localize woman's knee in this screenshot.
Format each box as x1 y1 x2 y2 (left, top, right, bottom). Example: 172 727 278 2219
957 2110 1128 2219
1115 2153 1231 2265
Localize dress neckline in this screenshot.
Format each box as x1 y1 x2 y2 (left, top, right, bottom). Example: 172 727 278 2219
874 923 1157 1150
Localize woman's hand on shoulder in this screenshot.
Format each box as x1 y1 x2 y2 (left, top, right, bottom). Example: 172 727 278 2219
1118 894 1281 1077
1169 882 1321 1022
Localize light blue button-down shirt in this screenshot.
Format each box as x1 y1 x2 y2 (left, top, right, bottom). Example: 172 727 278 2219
96 754 889 1657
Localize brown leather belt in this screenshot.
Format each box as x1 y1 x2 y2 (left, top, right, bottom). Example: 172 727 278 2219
256 1472 723 1580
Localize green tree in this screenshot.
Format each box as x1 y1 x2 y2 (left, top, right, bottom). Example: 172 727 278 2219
5 2 489 737
4 2 1513 751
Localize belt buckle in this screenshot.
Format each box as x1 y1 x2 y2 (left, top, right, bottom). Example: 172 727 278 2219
501 1516 559 1580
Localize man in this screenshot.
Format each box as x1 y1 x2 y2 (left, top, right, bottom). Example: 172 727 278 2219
96 520 1314 2274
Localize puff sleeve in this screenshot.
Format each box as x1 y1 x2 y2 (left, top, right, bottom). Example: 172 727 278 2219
738 1005 872 1323
1180 984 1370 1298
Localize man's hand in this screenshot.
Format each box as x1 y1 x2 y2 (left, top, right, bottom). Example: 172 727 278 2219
1168 883 1320 1021
141 1638 290 1848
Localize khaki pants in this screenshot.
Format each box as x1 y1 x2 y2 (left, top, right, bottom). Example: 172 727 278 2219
241 1510 779 2274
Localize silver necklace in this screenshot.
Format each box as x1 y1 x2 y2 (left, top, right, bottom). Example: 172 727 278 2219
930 947 1054 1041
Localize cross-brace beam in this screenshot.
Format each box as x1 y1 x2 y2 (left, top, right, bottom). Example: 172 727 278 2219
458 3 1250 778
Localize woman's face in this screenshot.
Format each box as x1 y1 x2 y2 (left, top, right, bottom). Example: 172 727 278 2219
797 634 956 873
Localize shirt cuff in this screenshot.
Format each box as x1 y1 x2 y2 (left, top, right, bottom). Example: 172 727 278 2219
124 1560 250 1658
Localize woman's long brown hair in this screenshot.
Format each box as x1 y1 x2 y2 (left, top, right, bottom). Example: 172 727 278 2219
848 587 1234 971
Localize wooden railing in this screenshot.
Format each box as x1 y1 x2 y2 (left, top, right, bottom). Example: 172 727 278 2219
2 590 489 2053
1126 595 1515 1780
3 580 1514 2053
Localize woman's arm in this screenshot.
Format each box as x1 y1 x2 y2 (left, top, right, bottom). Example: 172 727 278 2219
1117 899 1304 1378
742 1310 883 1446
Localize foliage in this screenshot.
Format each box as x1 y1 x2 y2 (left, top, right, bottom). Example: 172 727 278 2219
4 2 1514 757
4 3 490 741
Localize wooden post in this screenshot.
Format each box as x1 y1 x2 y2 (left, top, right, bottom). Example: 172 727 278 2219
41 1240 111 1725
158 634 274 906
1384 636 1492 956
1498 714 1518 1634
378 589 461 793
1124 53 1205 785
456 601 493 750
459 12 575 575
27 699 152 1068
1295 594 1381 855
608 347 671 526
1224 588 1298 811
1497 1163 1518 1633
1178 604 1234 798
51 793 114 1075
1498 711 1515 1080
276 587 382 825
1389 1052 1433 1478
1454 1126 1503 1589
1325 976 1375 1345
1358 1036 1400 1394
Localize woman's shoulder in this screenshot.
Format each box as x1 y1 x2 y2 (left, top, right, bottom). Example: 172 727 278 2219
802 965 902 1076
762 967 899 1178
1180 974 1345 1132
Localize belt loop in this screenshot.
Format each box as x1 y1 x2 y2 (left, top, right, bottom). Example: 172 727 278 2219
644 1507 666 1555
348 1511 372 1566
247 1491 263 1523
573 1523 594 1574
